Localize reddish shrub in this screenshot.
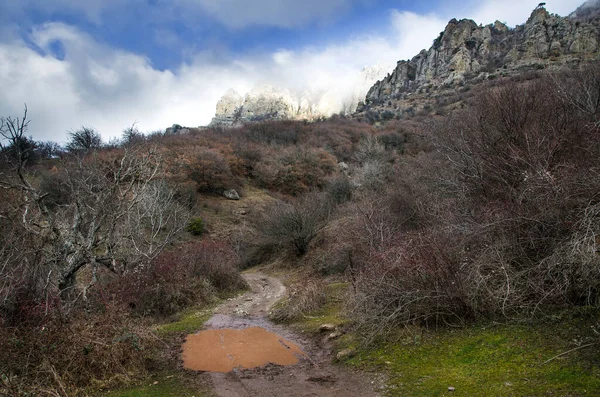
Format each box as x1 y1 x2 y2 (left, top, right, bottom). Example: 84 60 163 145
102 240 246 316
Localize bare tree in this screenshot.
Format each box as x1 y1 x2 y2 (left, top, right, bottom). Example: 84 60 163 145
66 126 102 153
0 108 189 314
260 193 330 256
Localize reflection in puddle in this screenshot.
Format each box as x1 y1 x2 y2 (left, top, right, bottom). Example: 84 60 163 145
182 327 306 373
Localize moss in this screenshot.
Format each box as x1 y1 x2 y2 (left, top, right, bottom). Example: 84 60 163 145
155 305 215 336
348 318 600 396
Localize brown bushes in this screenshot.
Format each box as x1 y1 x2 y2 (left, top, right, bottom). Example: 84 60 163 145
350 231 472 342
1 306 155 396
253 146 337 195
188 147 242 194
343 68 600 342
258 193 331 256
105 240 246 316
0 239 245 395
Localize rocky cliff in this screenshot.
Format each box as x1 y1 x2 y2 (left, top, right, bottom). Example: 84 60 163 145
209 66 389 126
363 3 600 109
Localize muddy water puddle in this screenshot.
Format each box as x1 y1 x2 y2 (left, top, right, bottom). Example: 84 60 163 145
182 326 306 373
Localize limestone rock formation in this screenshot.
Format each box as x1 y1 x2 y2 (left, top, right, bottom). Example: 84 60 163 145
364 4 600 107
209 66 389 126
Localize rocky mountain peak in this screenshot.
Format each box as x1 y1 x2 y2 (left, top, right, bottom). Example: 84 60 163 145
361 2 600 115
209 66 389 127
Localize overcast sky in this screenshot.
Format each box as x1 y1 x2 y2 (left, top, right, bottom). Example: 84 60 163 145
0 0 584 142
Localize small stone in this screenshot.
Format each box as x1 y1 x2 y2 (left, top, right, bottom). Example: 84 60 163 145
336 348 356 360
318 324 336 332
448 386 455 392
327 331 343 340
153 381 159 385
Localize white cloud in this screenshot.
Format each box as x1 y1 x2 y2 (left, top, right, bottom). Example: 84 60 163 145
0 10 445 142
390 11 448 60
0 23 232 142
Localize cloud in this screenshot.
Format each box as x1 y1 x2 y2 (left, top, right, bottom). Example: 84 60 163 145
1 0 133 25
0 9 447 142
0 23 235 142
390 11 448 60
1 0 362 30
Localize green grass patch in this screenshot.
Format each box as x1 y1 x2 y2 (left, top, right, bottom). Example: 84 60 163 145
155 289 246 336
155 305 215 336
348 314 600 396
297 282 349 333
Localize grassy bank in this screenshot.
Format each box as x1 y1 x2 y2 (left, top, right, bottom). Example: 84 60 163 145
346 310 600 396
274 274 600 396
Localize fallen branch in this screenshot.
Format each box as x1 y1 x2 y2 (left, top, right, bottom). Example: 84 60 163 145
541 342 597 365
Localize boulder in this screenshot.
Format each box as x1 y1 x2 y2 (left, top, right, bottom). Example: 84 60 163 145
223 189 240 200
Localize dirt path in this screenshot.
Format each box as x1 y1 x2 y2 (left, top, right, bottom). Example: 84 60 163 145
186 272 381 397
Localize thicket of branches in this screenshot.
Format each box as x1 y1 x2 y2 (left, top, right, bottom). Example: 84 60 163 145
347 65 600 342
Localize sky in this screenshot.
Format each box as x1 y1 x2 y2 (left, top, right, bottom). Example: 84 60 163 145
0 0 585 143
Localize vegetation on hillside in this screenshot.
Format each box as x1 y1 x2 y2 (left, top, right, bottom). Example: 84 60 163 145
1 64 600 395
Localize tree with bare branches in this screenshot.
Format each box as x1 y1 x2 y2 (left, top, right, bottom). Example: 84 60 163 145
0 108 189 319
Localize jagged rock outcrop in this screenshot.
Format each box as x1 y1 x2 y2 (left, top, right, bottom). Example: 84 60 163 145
209 66 388 126
365 4 600 106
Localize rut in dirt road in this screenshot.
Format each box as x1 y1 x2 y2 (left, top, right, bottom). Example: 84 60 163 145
182 272 381 397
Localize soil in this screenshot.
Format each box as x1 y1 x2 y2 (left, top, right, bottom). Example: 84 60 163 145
183 272 381 397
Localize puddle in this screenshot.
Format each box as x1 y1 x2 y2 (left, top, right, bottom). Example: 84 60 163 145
182 327 306 373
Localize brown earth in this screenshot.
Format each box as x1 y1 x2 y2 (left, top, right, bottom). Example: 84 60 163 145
183 272 382 397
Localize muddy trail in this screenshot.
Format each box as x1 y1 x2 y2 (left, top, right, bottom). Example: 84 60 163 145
182 272 381 397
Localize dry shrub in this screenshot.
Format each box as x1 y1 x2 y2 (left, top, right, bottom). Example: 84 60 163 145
186 239 248 292
188 147 242 194
269 279 327 323
253 146 336 195
349 230 473 343
0 305 155 396
537 203 600 307
347 69 600 343
106 240 246 316
259 193 331 256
